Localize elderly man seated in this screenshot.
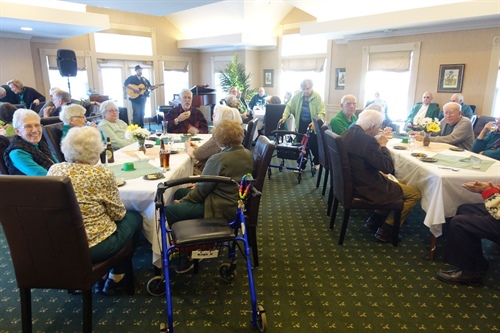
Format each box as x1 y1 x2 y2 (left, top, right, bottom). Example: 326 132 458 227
341 109 421 243
4 109 58 175
472 117 500 160
330 94 358 135
164 88 208 134
413 102 474 150
438 93 474 120
405 92 440 131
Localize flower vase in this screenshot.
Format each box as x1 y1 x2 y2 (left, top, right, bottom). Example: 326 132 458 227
423 132 431 147
137 138 147 153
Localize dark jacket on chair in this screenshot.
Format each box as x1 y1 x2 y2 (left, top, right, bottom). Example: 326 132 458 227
341 124 403 205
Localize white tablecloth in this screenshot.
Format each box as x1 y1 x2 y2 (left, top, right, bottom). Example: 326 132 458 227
388 138 500 237
108 134 211 266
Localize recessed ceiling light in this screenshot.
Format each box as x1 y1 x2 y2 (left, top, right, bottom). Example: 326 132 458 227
21 27 33 31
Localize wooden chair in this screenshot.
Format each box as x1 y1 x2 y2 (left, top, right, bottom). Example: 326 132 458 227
0 176 135 333
242 117 259 150
324 130 404 246
42 122 65 162
246 135 275 267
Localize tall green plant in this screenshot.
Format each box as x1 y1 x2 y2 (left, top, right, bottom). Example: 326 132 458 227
218 55 256 101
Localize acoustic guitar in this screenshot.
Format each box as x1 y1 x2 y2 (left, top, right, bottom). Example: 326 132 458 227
126 82 164 99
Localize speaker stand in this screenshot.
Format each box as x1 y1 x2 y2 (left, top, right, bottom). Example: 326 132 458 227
66 77 71 96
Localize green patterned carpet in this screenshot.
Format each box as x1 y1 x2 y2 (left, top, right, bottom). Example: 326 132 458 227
0 158 499 332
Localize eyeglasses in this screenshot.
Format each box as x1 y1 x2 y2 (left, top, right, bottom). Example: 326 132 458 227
106 109 119 113
71 116 86 119
22 124 42 130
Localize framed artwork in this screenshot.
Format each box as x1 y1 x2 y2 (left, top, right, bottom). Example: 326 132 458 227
335 68 345 89
437 64 465 92
263 69 274 87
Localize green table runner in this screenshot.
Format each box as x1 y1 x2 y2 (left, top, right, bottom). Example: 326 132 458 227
431 153 496 172
107 160 163 179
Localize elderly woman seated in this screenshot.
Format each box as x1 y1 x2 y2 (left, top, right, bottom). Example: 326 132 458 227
166 120 253 273
226 94 251 122
98 101 135 150
59 104 98 139
472 118 500 160
185 104 242 175
47 126 143 295
4 109 57 175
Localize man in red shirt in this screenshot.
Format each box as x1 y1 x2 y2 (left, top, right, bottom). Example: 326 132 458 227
165 88 208 134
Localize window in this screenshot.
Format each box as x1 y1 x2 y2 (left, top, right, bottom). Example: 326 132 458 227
94 33 153 56
162 59 190 104
493 67 500 117
280 34 327 100
46 54 89 101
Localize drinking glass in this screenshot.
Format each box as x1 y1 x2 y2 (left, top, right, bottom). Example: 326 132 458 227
155 129 162 137
490 123 498 132
408 134 416 151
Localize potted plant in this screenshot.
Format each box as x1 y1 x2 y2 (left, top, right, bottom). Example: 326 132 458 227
218 55 256 101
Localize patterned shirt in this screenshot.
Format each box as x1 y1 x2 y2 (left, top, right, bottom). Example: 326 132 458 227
47 162 126 248
164 104 209 134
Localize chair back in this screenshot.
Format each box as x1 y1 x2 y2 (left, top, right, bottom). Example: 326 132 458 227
242 117 259 150
473 115 496 137
30 101 45 114
42 122 65 162
264 104 286 137
0 135 13 174
0 176 94 290
87 114 102 124
246 136 275 227
324 130 353 208
311 117 327 168
40 116 62 126
470 105 476 114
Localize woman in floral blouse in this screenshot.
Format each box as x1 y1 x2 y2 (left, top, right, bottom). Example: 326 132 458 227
47 126 142 295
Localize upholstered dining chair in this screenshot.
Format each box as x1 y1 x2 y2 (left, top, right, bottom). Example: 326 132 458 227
0 135 12 174
324 130 404 246
242 117 259 150
311 117 329 196
0 176 135 333
246 135 275 267
473 115 496 137
263 104 286 137
42 122 65 162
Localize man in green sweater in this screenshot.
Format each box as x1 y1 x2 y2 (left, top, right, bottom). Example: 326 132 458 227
330 94 358 135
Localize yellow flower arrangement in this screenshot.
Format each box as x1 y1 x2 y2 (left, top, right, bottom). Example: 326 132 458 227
415 117 440 133
125 124 150 140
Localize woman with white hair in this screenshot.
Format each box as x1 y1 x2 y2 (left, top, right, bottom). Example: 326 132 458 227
185 104 242 174
98 100 135 149
4 108 57 175
59 104 90 139
47 126 143 295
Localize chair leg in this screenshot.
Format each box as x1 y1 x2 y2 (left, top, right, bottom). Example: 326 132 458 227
338 209 351 245
321 171 329 196
315 166 323 188
124 254 135 295
20 287 32 333
82 290 92 333
392 210 402 247
248 226 259 267
327 186 333 217
329 198 339 229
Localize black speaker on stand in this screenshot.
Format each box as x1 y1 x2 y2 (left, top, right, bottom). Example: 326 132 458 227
57 49 77 95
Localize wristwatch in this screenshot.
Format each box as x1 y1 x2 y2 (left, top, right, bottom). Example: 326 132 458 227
175 118 179 125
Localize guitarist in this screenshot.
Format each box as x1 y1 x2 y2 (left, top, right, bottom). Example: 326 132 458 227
124 65 153 127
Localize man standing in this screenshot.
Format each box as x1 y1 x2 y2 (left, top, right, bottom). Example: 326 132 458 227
164 88 208 134
414 102 474 150
124 65 153 127
248 87 268 110
330 94 358 135
342 109 421 242
405 92 440 130
280 79 325 166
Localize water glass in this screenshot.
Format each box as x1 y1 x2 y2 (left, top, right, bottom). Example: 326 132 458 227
408 134 416 151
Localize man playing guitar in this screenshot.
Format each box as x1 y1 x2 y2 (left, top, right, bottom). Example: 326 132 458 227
124 65 158 127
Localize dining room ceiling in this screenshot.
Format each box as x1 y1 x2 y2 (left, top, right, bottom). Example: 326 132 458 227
0 0 498 48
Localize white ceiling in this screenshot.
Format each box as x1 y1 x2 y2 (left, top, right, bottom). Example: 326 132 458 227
0 0 498 48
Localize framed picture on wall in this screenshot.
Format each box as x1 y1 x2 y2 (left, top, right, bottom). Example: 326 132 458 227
263 69 274 87
335 68 346 89
437 64 465 92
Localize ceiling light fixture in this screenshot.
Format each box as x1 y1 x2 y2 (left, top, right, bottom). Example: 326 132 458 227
20 27 33 31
